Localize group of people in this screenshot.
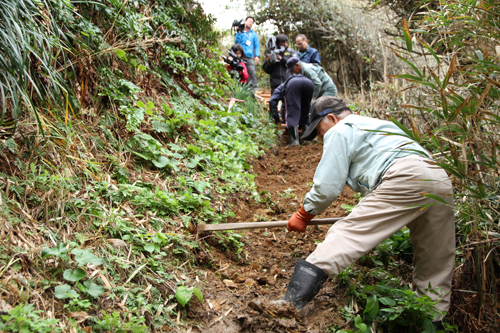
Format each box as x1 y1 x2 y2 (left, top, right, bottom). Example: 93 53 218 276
223 17 455 329
224 17 338 146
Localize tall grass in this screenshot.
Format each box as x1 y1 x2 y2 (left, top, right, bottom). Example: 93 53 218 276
0 0 77 134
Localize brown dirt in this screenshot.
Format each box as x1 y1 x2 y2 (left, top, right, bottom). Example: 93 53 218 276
190 140 358 333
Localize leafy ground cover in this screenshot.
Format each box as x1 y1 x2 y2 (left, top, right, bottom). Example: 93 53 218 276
0 0 279 331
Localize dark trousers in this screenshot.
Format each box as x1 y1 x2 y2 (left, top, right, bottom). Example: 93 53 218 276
283 76 314 129
269 86 278 121
243 57 258 91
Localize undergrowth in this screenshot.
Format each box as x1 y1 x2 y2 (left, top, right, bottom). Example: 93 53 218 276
0 0 277 331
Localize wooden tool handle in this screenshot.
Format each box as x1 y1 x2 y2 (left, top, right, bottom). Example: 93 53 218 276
196 217 342 234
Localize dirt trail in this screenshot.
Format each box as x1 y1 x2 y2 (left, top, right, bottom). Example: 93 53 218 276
189 139 358 332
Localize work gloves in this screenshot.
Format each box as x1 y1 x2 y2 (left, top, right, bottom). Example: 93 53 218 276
288 206 314 232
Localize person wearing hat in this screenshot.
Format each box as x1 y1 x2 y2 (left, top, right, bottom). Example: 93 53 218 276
268 73 314 146
286 57 337 99
274 96 455 328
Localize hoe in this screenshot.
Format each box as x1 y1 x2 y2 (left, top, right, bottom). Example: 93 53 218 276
196 217 342 234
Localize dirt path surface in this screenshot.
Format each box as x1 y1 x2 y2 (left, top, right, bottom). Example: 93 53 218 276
189 140 358 332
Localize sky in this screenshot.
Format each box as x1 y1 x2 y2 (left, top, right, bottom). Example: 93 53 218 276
198 0 247 31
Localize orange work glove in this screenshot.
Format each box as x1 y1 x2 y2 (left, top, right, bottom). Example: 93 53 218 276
287 206 315 232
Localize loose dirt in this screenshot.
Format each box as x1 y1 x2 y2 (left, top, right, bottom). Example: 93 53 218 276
190 139 359 332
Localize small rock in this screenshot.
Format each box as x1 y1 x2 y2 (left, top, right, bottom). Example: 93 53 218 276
223 279 237 289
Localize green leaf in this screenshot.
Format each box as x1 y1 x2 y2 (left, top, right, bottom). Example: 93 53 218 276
396 74 425 82
42 243 70 260
193 181 209 193
153 156 169 168
138 64 147 71
193 287 203 303
136 101 145 108
420 42 440 64
144 243 155 253
187 157 200 169
71 249 104 266
175 286 193 307
63 268 86 282
83 280 105 298
379 297 396 307
389 118 415 140
380 308 396 312
363 295 379 323
396 57 423 79
54 284 78 299
114 49 127 60
146 101 154 110
354 315 368 332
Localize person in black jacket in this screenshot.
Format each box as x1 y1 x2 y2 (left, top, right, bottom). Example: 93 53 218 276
268 75 314 146
263 35 296 94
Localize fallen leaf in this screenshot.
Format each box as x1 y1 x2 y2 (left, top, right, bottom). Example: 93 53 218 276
69 311 89 323
108 239 127 247
0 300 12 312
278 318 297 328
244 278 256 286
256 277 268 285
248 300 263 313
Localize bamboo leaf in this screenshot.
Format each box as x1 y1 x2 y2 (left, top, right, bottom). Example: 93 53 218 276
402 18 412 52
443 53 457 88
394 53 423 78
389 117 416 140
420 193 448 205
440 88 449 116
448 96 469 122
416 36 440 63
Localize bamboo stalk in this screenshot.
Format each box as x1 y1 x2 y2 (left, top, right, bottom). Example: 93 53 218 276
476 251 483 321
491 255 498 332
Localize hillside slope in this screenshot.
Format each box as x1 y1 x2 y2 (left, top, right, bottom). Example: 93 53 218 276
0 0 278 331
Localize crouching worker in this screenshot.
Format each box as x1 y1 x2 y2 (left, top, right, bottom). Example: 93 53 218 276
286 56 337 98
275 96 455 328
268 74 314 146
224 44 249 83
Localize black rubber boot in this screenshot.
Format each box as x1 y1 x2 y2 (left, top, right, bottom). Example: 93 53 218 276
299 124 309 144
287 126 300 146
275 259 329 310
432 320 445 331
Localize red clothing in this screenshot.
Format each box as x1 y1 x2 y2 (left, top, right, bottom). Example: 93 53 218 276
225 62 248 83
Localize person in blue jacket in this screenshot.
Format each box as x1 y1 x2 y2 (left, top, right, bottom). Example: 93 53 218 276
295 34 321 64
234 17 260 91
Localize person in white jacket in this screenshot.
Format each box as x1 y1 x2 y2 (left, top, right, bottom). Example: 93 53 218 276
275 96 455 330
